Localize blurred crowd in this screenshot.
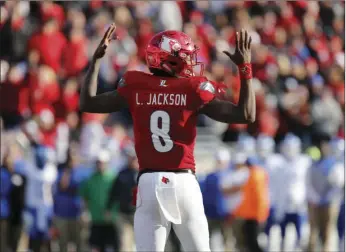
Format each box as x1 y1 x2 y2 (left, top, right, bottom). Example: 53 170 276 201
0 1 345 252
201 134 344 252
1 131 344 252
0 1 345 144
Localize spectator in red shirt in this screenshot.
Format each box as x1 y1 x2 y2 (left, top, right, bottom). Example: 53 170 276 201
259 11 277 45
37 109 57 148
0 63 30 129
256 94 280 138
61 28 88 79
40 1 65 29
28 18 67 73
135 18 154 61
277 2 300 30
28 65 60 116
53 78 80 123
252 45 277 83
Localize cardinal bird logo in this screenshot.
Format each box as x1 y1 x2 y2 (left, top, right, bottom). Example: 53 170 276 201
162 176 170 184
240 65 251 76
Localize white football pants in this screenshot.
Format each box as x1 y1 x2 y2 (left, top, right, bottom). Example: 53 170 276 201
134 172 210 252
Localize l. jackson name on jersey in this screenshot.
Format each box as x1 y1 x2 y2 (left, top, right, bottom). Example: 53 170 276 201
117 71 216 171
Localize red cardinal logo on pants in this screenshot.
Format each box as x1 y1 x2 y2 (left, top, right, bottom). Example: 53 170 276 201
162 176 170 184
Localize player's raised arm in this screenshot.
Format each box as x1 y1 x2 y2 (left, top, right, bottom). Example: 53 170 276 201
200 29 256 124
80 23 127 113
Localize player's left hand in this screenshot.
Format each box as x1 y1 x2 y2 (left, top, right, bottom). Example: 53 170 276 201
92 23 116 61
223 29 252 65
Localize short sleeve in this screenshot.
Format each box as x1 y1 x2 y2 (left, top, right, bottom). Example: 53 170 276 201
195 79 216 107
117 72 131 100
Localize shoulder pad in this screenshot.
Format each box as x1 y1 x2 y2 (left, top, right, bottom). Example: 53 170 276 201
199 81 215 94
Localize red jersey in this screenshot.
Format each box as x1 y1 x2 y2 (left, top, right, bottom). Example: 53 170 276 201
117 71 216 171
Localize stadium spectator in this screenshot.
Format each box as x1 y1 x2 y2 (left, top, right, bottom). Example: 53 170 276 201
79 113 106 164
201 148 233 251
53 144 92 252
53 78 80 124
310 85 343 146
0 1 35 62
60 28 88 79
0 147 16 252
306 139 345 252
0 1 343 145
105 145 138 251
0 63 30 129
37 109 57 148
28 18 67 73
7 145 27 252
23 144 57 252
79 150 119 252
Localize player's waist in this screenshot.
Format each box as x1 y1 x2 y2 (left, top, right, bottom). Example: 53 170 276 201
137 168 195 184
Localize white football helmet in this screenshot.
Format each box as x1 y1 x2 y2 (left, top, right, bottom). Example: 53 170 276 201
280 133 302 160
257 134 275 158
236 134 256 156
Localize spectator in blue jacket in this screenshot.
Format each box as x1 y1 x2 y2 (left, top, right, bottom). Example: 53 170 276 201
1 147 14 252
201 148 233 251
23 144 58 252
53 143 92 252
8 156 27 252
0 143 27 252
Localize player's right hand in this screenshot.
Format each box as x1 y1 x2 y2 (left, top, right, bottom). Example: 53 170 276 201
223 29 252 65
92 23 116 61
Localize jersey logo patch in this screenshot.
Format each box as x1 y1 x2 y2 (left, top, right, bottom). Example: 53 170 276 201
199 81 215 94
160 80 167 87
162 176 170 184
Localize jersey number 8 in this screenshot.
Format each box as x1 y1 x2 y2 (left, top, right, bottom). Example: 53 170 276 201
150 110 173 153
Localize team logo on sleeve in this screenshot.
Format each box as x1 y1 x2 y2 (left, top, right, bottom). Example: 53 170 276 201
199 81 215 94
162 176 170 184
118 78 126 88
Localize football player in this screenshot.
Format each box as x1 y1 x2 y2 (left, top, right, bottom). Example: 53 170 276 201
277 134 311 251
256 134 285 250
80 23 255 252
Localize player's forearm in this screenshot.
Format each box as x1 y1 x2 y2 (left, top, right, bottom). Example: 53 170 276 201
238 77 256 123
79 59 101 111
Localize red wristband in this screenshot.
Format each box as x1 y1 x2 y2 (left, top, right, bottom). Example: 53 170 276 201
238 63 252 80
